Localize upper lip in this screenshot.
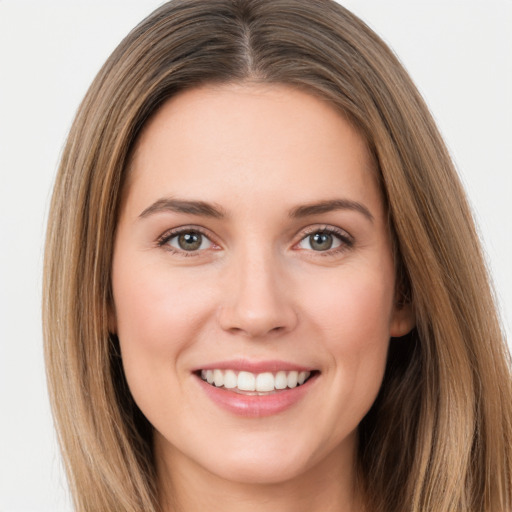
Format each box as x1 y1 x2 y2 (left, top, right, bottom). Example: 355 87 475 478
193 359 317 374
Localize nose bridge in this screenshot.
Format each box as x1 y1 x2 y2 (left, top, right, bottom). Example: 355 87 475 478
218 239 297 337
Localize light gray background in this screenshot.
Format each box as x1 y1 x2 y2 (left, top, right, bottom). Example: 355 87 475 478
1 1 510 510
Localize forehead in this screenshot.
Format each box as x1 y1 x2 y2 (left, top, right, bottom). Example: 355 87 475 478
124 83 380 214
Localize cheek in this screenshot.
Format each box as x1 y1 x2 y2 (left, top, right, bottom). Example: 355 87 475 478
113 257 211 350
305 263 395 346
111 254 221 428
302 265 395 408
111 255 216 404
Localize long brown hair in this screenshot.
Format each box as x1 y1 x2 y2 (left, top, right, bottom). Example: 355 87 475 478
43 1 512 510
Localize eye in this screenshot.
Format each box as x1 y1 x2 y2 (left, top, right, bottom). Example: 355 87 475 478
161 229 214 253
296 228 351 252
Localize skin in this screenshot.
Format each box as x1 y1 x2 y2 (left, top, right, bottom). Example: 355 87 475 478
111 83 415 512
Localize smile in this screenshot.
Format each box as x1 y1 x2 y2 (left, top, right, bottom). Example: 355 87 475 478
199 369 313 394
195 364 320 417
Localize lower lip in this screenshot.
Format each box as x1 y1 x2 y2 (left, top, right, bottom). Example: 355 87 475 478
196 374 318 418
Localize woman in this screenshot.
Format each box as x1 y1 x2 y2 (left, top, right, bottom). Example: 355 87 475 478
42 1 512 511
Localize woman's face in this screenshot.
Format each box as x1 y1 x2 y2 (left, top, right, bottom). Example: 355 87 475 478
111 83 414 485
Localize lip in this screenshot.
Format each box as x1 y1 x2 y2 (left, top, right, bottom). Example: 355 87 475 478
194 361 319 418
193 359 316 374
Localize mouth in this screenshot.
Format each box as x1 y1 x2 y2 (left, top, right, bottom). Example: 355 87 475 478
195 368 319 395
193 360 320 417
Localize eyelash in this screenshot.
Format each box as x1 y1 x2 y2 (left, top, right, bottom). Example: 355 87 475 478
297 225 354 256
156 226 216 257
156 225 354 257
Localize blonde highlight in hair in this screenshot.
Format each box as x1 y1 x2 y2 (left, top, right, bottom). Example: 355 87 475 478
43 1 512 510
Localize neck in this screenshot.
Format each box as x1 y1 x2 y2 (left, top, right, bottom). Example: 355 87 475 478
155 434 363 512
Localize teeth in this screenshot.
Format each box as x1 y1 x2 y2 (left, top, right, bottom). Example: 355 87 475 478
213 369 224 387
287 371 298 388
256 372 275 392
199 369 312 392
238 371 256 391
223 369 237 389
275 371 288 390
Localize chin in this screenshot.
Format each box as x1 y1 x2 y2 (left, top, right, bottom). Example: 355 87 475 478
189 431 337 486
202 453 312 485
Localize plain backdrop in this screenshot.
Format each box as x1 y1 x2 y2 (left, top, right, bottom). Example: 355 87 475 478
0 1 510 511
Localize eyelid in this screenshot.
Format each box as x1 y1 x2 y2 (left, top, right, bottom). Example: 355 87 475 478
155 223 354 257
293 224 354 253
156 225 220 255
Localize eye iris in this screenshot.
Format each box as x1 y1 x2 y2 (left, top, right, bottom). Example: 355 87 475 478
178 232 202 251
310 232 333 251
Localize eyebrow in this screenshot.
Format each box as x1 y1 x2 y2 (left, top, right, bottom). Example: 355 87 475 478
138 197 373 222
139 198 227 219
289 199 374 222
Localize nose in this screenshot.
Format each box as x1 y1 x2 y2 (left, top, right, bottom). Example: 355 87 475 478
217 249 298 339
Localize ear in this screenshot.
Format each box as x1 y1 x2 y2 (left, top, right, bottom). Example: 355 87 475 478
389 296 415 337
